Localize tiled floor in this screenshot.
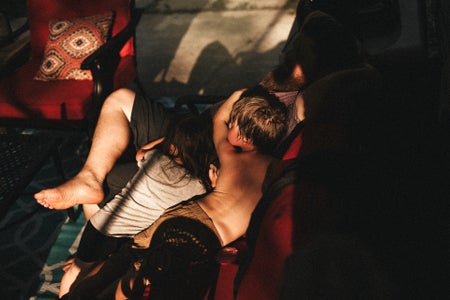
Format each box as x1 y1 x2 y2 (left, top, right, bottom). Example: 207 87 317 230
0 98 208 299
0 130 89 299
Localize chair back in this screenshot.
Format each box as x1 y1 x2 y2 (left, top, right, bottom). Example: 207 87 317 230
26 0 134 60
234 65 385 299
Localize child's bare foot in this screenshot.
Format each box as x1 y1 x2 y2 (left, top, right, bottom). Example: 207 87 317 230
34 170 104 210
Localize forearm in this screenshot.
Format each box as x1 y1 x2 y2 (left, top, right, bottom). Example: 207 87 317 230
213 89 245 148
213 89 245 124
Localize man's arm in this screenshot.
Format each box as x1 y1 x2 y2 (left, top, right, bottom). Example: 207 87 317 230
213 89 245 155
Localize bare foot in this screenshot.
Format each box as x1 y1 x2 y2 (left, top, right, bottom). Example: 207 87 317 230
34 170 104 210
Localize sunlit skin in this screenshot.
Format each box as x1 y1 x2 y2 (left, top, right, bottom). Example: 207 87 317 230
34 88 136 214
31 48 305 298
57 138 183 298
33 63 306 213
113 90 278 299
226 122 255 152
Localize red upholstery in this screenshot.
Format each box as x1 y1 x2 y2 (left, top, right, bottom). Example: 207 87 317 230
207 238 247 300
211 134 303 300
236 185 294 300
281 131 303 160
212 64 382 299
209 264 238 300
0 0 136 123
27 0 134 59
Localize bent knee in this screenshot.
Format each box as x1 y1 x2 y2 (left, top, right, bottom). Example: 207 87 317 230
103 88 136 120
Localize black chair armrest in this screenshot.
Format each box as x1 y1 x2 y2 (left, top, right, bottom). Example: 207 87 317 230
10 20 28 38
0 18 29 48
80 8 142 71
0 20 30 77
80 8 142 131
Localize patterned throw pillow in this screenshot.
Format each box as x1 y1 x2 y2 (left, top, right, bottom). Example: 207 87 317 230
34 12 114 81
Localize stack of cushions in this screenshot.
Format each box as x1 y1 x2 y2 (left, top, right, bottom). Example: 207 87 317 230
0 0 136 121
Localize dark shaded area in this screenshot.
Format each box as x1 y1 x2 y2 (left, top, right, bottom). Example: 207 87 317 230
279 1 450 299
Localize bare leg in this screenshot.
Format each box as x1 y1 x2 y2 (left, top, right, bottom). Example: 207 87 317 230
59 258 96 298
35 88 136 210
116 277 135 300
83 204 100 220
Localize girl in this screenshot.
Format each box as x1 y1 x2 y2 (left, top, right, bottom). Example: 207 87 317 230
59 113 217 297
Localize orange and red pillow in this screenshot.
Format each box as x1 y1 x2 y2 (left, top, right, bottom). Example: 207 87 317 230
35 12 114 81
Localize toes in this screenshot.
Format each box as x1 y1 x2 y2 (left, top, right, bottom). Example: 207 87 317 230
37 200 53 209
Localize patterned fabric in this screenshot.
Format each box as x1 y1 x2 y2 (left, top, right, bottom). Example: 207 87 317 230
34 12 114 81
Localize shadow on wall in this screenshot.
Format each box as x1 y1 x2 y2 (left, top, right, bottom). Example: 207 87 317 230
187 41 285 95
142 40 287 97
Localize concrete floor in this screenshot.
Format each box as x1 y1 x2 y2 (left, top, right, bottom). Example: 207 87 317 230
133 1 297 98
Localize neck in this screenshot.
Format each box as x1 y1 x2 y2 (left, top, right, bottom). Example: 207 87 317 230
199 154 273 245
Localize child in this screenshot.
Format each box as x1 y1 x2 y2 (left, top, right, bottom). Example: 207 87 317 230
59 113 217 297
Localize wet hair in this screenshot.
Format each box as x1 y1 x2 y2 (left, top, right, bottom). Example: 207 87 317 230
159 113 216 192
229 92 288 155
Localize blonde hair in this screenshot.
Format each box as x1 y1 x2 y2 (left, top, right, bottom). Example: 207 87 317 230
229 94 288 155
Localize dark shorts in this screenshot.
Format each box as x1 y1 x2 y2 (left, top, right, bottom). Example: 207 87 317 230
102 93 175 204
129 93 174 150
76 221 131 262
70 241 133 299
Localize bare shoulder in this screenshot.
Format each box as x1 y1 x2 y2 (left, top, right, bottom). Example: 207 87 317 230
111 88 135 99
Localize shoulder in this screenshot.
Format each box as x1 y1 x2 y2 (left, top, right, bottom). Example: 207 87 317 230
141 150 185 177
111 87 135 99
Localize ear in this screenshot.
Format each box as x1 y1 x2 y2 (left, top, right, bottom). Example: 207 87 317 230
240 137 256 152
209 164 219 188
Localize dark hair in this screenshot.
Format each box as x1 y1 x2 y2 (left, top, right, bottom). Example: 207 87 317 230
229 93 288 155
159 113 216 192
283 11 363 85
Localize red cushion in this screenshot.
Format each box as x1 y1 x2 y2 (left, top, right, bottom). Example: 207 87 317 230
236 186 294 300
0 56 135 120
27 0 133 59
282 131 303 160
0 60 92 119
35 12 114 81
208 238 247 300
0 0 135 122
208 263 239 300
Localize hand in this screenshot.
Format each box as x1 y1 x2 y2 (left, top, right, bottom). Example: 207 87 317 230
135 137 165 161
